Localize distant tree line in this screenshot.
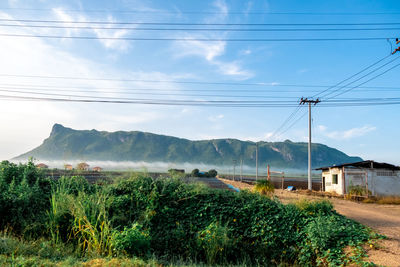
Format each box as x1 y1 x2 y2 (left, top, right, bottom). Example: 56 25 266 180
191 169 218 178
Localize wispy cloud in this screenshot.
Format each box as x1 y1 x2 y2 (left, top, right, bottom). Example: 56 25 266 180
208 114 224 122
318 125 376 140
52 8 130 51
174 38 253 79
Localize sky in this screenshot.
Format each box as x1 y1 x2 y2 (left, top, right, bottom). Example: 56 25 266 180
0 0 399 165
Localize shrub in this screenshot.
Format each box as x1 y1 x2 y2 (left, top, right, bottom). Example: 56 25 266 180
253 179 274 196
207 169 218 178
348 185 368 196
191 169 199 177
0 160 52 237
112 223 150 257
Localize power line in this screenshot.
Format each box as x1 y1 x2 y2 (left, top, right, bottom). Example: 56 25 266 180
270 55 397 140
1 18 400 26
326 61 400 100
2 93 400 107
2 23 400 32
269 105 302 140
2 74 400 89
2 7 400 15
0 33 395 42
2 83 400 94
312 54 392 98
320 55 400 99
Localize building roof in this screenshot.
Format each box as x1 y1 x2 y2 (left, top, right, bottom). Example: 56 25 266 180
316 160 400 171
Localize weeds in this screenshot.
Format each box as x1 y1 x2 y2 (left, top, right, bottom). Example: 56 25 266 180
253 179 274 196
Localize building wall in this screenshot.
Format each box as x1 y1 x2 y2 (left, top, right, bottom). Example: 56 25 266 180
372 170 400 196
323 167 344 195
322 167 400 196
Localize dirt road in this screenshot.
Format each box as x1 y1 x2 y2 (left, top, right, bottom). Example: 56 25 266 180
218 178 400 266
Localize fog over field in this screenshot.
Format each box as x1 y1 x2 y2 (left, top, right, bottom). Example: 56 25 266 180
10 159 312 176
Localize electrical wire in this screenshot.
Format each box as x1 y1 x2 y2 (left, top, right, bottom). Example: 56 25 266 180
3 74 400 89
1 7 400 15
1 23 400 32
312 54 392 98
1 18 400 26
0 33 395 42
320 55 400 99
326 61 400 100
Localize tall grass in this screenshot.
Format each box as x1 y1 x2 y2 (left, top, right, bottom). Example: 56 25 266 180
71 191 113 257
253 179 274 196
47 176 114 257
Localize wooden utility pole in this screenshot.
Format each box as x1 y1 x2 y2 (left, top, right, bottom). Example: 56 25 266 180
300 97 320 190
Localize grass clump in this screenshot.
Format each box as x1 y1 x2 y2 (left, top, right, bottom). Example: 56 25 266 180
253 179 274 196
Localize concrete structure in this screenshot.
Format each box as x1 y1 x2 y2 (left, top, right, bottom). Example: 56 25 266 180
316 160 400 196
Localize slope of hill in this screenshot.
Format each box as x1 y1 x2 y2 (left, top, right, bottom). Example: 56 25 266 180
14 124 362 169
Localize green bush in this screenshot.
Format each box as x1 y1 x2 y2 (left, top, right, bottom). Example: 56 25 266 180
112 223 150 257
207 169 218 178
0 160 52 237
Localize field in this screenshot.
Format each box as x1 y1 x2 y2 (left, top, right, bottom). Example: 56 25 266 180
0 161 383 266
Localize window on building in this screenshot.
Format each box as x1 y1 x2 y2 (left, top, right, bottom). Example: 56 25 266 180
332 174 338 184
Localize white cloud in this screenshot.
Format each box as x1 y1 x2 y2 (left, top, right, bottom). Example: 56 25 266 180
52 8 131 51
214 60 253 79
318 125 376 140
213 0 228 17
176 39 226 61
174 38 253 79
241 49 252 55
208 114 224 122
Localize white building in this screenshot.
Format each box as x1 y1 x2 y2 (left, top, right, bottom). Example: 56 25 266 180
316 160 400 196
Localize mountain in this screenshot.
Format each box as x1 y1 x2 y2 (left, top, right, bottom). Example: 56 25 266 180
14 124 362 169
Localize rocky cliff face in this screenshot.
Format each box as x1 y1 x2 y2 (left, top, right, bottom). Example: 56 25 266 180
15 124 362 169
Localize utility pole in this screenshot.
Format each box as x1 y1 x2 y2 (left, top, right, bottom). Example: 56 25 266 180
233 159 237 181
300 97 320 190
255 142 258 181
393 38 400 54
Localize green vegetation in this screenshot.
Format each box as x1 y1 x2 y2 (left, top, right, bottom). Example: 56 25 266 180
15 123 362 168
190 169 218 178
0 161 380 266
254 179 275 196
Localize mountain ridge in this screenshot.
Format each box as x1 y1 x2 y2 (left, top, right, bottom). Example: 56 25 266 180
14 124 362 169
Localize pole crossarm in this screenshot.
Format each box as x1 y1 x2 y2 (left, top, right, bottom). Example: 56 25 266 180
393 38 400 54
300 97 321 105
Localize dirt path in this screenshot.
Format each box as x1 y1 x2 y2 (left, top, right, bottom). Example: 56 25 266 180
218 178 400 266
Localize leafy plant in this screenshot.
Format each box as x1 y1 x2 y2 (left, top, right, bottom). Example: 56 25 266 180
112 223 150 257
253 179 274 196
197 221 232 264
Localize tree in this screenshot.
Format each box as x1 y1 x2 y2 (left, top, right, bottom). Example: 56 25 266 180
191 168 200 177
207 169 218 178
76 162 89 171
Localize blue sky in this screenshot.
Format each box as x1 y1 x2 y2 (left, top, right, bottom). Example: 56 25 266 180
0 0 399 165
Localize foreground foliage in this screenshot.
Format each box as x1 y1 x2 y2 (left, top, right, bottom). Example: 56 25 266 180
0 161 379 266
